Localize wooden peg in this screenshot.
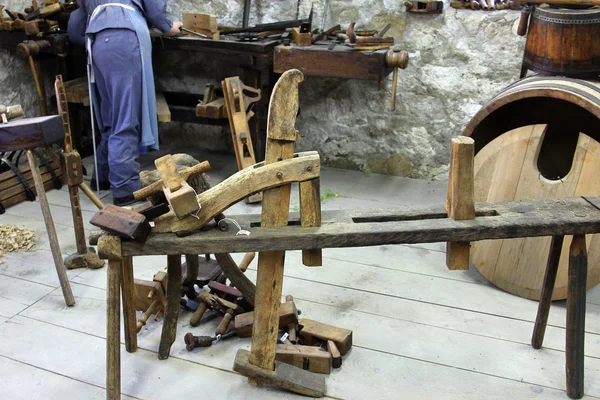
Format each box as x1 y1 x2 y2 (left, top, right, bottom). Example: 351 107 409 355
445 136 475 271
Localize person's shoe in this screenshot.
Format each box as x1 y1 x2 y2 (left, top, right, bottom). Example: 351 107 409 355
89 179 110 191
113 194 137 207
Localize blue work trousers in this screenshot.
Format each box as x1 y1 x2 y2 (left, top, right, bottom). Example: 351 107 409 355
92 28 142 198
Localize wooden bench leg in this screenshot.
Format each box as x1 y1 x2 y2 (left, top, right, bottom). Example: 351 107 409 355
158 255 182 360
300 178 322 267
567 235 587 399
107 259 121 400
531 235 564 349
121 256 137 353
26 149 75 306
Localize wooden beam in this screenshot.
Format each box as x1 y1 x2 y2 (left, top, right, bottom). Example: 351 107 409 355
121 198 600 256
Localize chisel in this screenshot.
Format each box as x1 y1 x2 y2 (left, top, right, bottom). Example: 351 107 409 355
179 27 211 39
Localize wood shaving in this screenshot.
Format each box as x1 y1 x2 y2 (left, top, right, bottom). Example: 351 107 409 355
0 224 35 259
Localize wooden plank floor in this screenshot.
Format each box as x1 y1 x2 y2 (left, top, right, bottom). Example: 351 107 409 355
1 148 599 399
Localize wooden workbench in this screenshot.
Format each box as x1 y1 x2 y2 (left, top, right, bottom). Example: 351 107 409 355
101 196 600 399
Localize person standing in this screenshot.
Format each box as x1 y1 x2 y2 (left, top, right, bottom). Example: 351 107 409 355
68 0 182 205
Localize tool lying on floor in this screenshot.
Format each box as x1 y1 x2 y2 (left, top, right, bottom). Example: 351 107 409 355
345 22 394 50
134 271 167 333
184 329 237 350
54 75 105 270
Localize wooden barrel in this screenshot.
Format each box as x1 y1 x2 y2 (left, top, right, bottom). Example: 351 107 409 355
463 76 600 300
523 5 600 78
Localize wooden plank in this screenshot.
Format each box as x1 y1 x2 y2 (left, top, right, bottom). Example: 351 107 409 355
107 259 121 400
151 152 320 233
446 136 475 271
234 301 299 338
275 344 332 374
298 318 352 355
155 91 171 122
182 13 218 32
0 115 64 151
122 198 600 256
233 349 327 397
120 256 137 353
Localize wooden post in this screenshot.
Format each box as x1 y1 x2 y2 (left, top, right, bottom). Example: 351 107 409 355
566 235 587 399
445 136 475 270
531 235 564 349
99 235 123 400
121 256 138 353
107 258 121 400
158 255 182 360
26 150 75 306
248 69 304 382
300 178 322 266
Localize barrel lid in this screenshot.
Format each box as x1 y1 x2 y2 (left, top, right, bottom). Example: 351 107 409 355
533 4 600 22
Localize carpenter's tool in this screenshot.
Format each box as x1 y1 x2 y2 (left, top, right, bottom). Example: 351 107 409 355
55 75 104 269
386 48 409 112
180 26 211 39
0 105 23 124
189 290 245 327
184 329 237 351
16 40 50 116
311 24 340 44
25 2 61 20
154 154 200 218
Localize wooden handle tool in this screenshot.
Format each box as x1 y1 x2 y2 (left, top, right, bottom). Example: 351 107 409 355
385 49 409 112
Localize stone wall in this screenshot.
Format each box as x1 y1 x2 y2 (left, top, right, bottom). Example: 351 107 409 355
1 0 526 179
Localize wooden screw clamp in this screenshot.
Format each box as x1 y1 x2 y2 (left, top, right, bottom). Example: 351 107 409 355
385 48 409 112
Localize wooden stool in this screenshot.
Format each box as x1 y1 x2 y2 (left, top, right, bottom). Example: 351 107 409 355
0 116 75 306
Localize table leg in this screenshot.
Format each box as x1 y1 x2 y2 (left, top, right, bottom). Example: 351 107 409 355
26 150 75 306
158 255 182 360
532 235 564 349
566 235 587 399
121 256 138 353
107 259 121 400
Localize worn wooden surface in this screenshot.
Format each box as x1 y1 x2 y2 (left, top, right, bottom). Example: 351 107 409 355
300 178 322 266
471 126 600 300
274 44 391 81
121 256 137 353
122 197 600 257
151 152 320 233
446 136 475 271
155 155 199 218
0 115 64 151
90 204 151 242
532 235 564 349
275 344 332 374
233 349 327 397
299 318 353 355
567 235 587 399
26 149 74 307
158 255 182 360
235 301 298 338
133 160 210 201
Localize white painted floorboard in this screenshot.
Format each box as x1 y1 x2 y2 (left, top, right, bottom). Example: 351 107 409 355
1 149 599 399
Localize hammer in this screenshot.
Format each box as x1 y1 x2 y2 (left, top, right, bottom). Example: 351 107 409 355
385 48 409 112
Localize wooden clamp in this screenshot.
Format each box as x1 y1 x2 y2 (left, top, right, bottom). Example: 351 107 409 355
445 136 475 270
133 160 210 201
154 154 200 219
151 152 320 233
222 76 262 204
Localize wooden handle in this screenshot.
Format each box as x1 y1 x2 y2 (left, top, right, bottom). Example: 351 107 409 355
79 182 105 210
134 160 211 201
136 299 160 333
189 301 209 327
215 310 234 335
517 6 531 37
238 252 255 272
